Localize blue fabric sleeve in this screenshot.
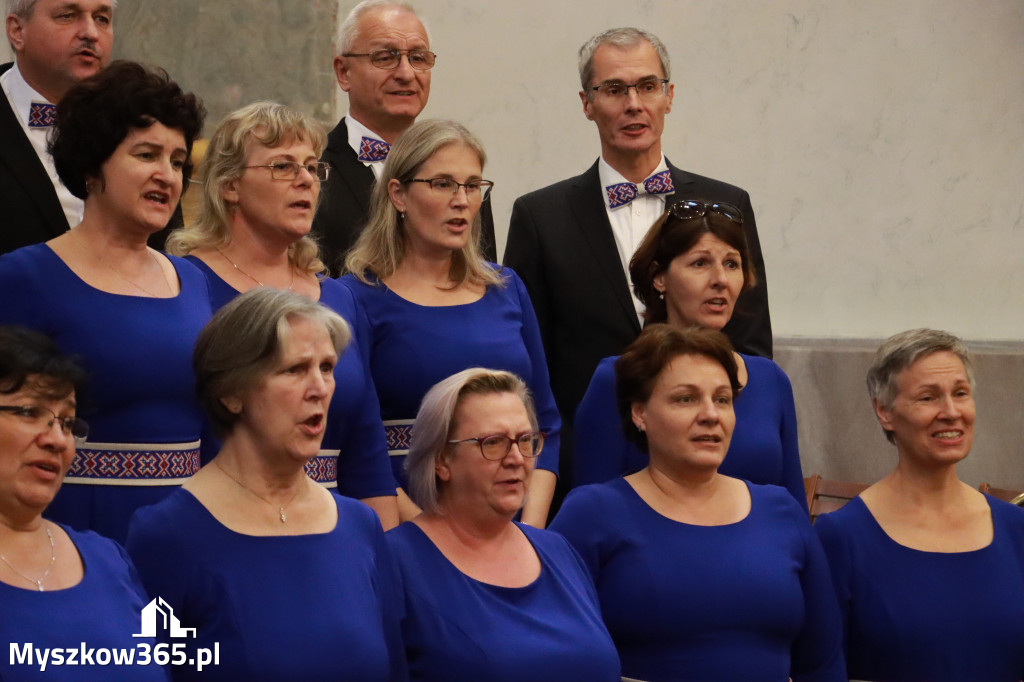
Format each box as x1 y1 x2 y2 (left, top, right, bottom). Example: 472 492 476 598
509 269 561 475
772 362 809 513
791 512 847 681
548 486 607 582
0 250 47 329
572 357 634 487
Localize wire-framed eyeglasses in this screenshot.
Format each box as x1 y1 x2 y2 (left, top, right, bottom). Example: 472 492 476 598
589 77 669 100
245 161 330 182
669 200 744 224
342 49 436 71
0 405 89 440
447 432 546 460
407 177 494 201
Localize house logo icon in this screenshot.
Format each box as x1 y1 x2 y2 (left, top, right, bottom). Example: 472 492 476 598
134 597 196 639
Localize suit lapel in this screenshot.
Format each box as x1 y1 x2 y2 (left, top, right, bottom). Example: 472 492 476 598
666 158 695 205
567 162 642 334
0 62 69 239
325 118 375 219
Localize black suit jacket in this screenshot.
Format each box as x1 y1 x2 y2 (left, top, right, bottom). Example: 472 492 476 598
504 159 772 488
313 117 497 275
0 62 70 256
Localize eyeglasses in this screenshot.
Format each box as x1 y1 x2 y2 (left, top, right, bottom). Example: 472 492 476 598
447 432 545 461
342 49 436 71
589 77 669 100
669 200 744 224
407 177 494 201
0 405 89 440
245 161 330 182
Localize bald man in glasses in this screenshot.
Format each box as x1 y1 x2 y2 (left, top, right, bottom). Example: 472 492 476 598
313 0 497 275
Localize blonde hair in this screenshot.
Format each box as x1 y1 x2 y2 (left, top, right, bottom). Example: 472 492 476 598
343 119 503 289
165 101 327 276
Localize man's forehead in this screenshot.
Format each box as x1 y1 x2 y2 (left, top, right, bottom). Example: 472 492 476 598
354 7 428 48
32 0 114 15
591 41 664 81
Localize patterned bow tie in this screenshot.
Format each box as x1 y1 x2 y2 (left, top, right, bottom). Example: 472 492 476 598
605 169 675 209
358 136 390 162
28 101 57 128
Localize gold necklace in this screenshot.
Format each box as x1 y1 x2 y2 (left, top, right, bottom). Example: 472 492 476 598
0 524 55 591
214 460 303 523
216 248 295 291
71 230 173 298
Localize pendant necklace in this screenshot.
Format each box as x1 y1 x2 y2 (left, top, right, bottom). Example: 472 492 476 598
214 460 302 523
0 524 56 591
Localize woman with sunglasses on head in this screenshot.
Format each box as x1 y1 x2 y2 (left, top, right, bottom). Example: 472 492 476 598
342 119 560 526
0 62 209 544
0 327 167 681
166 102 398 529
572 199 807 510
388 368 620 681
551 325 844 681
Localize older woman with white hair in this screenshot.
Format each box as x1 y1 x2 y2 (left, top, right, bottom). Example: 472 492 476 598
386 368 620 681
167 101 397 528
342 119 560 526
815 328 1024 681
126 289 405 681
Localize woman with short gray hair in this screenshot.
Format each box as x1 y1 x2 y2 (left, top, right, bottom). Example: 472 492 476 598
126 289 406 681
816 328 1024 681
386 367 620 681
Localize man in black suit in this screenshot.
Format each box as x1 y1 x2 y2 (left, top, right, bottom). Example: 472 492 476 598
312 0 495 275
504 27 772 493
0 0 113 256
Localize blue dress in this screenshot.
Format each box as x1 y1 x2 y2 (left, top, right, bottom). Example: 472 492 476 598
815 495 1024 681
386 521 620 681
124 489 406 681
573 353 808 511
0 244 212 544
0 525 167 681
185 257 395 499
341 267 560 486
551 478 845 681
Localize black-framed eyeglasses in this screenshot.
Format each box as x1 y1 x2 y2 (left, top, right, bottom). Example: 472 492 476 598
342 49 436 71
447 432 545 461
407 177 494 201
0 405 89 440
669 200 744 224
589 77 669 100
245 161 330 182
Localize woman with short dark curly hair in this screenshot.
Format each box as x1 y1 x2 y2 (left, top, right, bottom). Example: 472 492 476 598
0 60 211 544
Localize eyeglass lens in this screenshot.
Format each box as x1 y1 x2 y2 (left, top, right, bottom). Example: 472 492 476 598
480 433 544 460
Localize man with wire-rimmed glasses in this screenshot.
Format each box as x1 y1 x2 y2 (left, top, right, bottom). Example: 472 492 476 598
504 27 772 505
313 0 497 274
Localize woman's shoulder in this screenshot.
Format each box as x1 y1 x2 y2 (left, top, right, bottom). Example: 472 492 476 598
739 352 792 387
554 479 633 528
332 492 382 534
126 488 203 541
987 495 1024 535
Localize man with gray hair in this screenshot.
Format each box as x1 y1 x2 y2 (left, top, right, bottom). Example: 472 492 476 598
504 27 772 495
313 0 496 274
0 0 113 255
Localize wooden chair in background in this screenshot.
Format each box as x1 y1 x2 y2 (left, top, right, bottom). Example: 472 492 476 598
804 474 870 523
978 482 1024 506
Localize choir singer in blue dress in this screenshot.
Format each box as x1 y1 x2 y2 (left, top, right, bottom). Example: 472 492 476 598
341 119 560 526
125 289 405 681
0 326 166 681
0 61 210 544
551 325 845 681
815 329 1024 681
572 199 807 509
387 368 620 682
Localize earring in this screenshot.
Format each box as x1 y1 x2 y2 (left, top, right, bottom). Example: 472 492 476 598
658 291 665 301
399 212 405 220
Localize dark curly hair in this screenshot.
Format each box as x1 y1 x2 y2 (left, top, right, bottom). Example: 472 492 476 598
615 324 742 453
629 200 756 325
0 326 86 401
50 60 205 200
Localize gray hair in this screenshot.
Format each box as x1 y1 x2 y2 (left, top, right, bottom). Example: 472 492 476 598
193 288 351 436
578 27 671 95
7 0 117 18
343 118 503 289
335 0 429 56
165 101 327 276
405 368 537 514
866 328 974 444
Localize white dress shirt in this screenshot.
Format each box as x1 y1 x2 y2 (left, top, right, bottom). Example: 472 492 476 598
345 114 388 181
